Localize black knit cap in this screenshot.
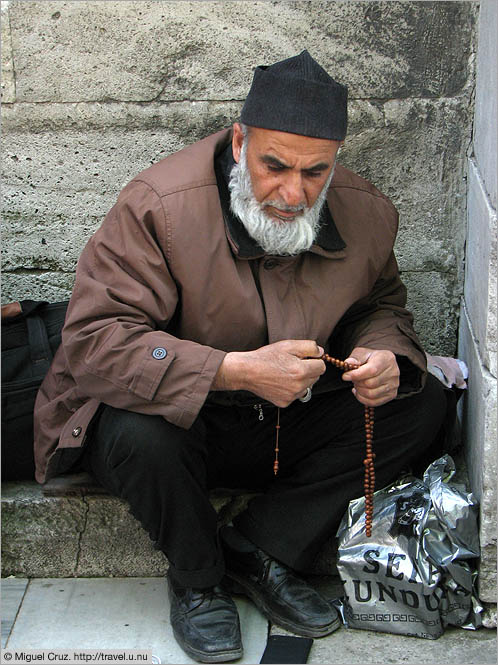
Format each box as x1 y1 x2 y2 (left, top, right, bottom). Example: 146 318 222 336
240 50 348 140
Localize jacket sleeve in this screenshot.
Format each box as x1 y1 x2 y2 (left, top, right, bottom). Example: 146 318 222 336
62 180 226 429
330 251 427 397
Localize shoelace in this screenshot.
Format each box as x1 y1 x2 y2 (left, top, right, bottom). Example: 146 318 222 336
189 585 232 610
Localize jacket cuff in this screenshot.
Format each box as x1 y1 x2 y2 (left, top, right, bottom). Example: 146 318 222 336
396 355 426 397
162 348 227 429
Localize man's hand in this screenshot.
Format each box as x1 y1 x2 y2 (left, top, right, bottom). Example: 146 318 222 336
212 340 326 407
341 347 399 407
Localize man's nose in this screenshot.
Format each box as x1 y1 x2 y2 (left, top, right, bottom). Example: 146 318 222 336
279 173 306 208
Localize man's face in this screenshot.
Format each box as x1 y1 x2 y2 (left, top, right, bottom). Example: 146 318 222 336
232 123 342 223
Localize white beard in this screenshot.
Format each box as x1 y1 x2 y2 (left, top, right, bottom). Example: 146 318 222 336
228 139 335 256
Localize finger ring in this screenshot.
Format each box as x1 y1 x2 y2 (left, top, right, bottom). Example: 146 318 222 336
299 387 312 403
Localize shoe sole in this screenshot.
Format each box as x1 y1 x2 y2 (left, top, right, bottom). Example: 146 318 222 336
224 573 341 638
172 626 243 663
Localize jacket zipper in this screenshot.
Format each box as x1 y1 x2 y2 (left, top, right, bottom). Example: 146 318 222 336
253 404 264 421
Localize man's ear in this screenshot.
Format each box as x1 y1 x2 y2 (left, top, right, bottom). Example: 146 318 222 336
232 123 244 163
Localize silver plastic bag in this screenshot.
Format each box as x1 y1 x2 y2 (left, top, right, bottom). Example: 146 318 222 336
336 455 482 639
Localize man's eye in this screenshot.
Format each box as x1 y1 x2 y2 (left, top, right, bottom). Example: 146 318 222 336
267 165 285 172
305 171 322 178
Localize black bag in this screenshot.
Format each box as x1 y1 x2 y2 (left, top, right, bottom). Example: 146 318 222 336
1 299 69 480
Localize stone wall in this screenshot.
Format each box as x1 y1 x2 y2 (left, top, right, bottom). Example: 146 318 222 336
458 0 497 606
1 0 479 356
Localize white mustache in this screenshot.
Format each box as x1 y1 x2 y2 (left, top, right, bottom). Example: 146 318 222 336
263 202 306 214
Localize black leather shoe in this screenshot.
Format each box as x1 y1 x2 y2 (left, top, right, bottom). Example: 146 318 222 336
221 528 341 638
167 576 243 663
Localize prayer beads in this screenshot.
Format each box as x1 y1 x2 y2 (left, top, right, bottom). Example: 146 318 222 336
271 354 375 537
322 354 375 537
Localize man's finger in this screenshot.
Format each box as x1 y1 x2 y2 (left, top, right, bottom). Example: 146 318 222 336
342 363 375 381
287 340 324 359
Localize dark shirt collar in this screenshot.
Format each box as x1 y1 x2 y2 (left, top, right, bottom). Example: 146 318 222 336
214 143 346 259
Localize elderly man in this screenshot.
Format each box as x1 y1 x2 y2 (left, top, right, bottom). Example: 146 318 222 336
34 51 447 662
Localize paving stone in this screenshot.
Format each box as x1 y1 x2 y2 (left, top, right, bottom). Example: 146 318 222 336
257 576 497 664
307 622 497 664
5 577 269 664
1 577 28 648
5 576 496 663
268 576 497 663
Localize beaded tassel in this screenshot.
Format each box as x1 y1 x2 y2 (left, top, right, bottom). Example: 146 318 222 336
274 407 280 476
322 354 375 537
364 405 375 537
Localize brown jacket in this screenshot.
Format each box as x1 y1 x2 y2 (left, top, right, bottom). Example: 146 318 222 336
34 128 426 483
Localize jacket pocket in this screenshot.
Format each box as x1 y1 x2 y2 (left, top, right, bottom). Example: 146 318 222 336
129 344 176 401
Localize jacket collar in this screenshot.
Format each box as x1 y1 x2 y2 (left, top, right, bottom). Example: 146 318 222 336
214 143 346 260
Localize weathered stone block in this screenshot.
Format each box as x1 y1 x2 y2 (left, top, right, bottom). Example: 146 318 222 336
1 2 16 103
307 0 477 99
0 271 76 304
361 98 470 273
458 304 497 604
75 490 243 578
1 481 259 578
2 186 114 273
3 129 173 194
473 0 498 209
76 495 169 578
401 270 461 356
1 482 86 577
489 213 497 379
465 159 497 377
0 99 243 134
8 1 477 103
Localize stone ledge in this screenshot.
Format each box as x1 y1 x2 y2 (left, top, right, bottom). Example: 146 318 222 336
1 474 338 579
0 476 268 578
0 453 480 580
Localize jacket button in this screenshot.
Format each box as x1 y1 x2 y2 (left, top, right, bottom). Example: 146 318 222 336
263 259 279 270
152 347 167 360
72 427 82 438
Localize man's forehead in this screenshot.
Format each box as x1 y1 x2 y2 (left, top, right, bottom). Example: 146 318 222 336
247 126 340 162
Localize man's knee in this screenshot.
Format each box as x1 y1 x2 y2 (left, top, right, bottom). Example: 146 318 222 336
92 405 204 471
409 373 458 470
374 373 449 462
411 372 449 435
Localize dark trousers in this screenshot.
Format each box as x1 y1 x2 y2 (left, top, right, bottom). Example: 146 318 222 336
82 375 448 588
